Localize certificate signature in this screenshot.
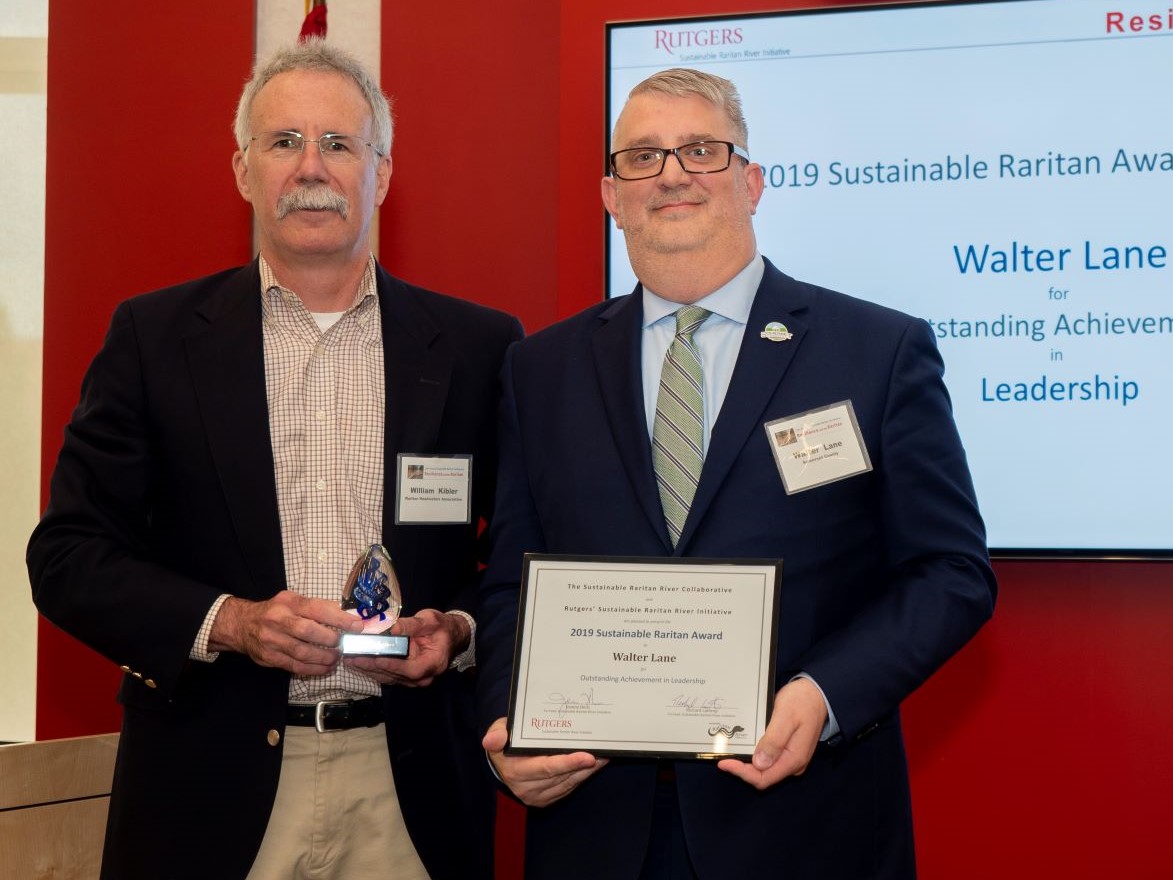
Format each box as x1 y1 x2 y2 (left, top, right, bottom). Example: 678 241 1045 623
545 687 613 716
668 693 729 713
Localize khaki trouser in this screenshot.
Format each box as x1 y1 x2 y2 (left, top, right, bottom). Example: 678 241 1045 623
246 723 429 880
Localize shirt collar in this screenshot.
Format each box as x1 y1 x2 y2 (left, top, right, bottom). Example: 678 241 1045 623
259 254 379 313
641 253 764 329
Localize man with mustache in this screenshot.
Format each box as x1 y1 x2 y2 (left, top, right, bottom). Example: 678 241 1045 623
476 68 995 878
29 39 520 880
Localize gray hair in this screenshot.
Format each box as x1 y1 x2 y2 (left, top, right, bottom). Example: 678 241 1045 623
233 38 393 156
626 68 748 149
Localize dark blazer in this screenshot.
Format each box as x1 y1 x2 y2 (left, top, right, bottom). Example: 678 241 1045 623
28 260 523 880
477 259 996 880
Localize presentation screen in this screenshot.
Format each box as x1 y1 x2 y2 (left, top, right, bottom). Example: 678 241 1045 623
606 0 1173 557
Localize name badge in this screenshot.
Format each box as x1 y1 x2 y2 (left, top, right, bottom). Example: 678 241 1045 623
764 401 872 494
395 454 473 524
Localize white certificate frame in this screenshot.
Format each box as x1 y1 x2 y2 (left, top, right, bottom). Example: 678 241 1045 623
505 554 781 760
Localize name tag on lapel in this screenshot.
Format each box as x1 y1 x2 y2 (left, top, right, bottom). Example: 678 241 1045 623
395 454 473 524
764 401 872 494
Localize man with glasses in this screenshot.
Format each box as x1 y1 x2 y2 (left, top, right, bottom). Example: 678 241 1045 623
476 68 995 879
29 39 520 880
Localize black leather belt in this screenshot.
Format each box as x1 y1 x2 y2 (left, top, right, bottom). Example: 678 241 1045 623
287 697 383 733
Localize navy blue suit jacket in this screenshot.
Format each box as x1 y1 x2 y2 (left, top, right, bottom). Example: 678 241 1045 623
29 261 522 880
477 260 995 879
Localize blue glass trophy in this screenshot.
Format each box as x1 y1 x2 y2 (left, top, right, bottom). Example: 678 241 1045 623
339 544 408 656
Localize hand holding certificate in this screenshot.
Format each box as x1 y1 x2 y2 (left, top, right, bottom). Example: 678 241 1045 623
506 555 781 760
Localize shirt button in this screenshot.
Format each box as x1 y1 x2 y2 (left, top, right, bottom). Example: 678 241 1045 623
316 410 327 421
267 729 281 747
313 344 325 357
317 550 328 563
316 479 327 491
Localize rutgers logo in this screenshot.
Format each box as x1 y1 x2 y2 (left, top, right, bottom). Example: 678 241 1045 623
530 717 573 730
654 27 743 55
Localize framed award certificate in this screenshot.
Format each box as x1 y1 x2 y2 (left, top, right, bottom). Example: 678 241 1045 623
505 555 782 760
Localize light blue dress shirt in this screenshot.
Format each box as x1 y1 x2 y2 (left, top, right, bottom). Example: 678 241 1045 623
640 255 764 449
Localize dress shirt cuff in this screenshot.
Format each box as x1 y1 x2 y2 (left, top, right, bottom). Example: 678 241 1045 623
448 609 477 672
485 749 505 785
792 672 841 742
190 593 232 663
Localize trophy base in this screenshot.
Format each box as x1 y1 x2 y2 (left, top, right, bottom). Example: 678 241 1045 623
340 633 409 657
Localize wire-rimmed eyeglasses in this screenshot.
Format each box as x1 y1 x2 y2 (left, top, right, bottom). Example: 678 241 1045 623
608 140 750 181
244 130 385 163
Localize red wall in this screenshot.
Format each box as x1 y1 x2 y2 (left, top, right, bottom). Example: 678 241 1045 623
39 2 1173 878
38 2 255 738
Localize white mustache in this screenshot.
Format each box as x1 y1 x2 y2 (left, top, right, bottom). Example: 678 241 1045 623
277 186 350 220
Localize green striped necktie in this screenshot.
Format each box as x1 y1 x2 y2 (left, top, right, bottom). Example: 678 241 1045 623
651 305 710 547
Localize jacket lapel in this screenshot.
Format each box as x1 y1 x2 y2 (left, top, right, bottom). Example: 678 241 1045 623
184 261 286 594
677 261 812 551
591 292 674 550
377 268 452 532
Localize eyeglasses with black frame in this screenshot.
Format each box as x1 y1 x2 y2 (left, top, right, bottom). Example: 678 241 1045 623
245 130 385 163
608 140 751 181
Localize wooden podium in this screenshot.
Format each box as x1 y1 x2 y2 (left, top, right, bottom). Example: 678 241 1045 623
0 733 118 879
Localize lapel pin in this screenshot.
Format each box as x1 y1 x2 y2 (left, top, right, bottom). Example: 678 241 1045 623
760 321 793 342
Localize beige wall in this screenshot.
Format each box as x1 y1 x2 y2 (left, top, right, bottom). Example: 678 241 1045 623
0 21 47 743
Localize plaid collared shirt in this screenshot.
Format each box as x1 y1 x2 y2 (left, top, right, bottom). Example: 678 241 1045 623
260 255 385 702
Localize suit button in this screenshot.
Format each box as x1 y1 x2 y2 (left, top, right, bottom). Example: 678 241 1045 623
132 671 143 679
144 679 157 688
119 665 132 673
267 730 281 747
